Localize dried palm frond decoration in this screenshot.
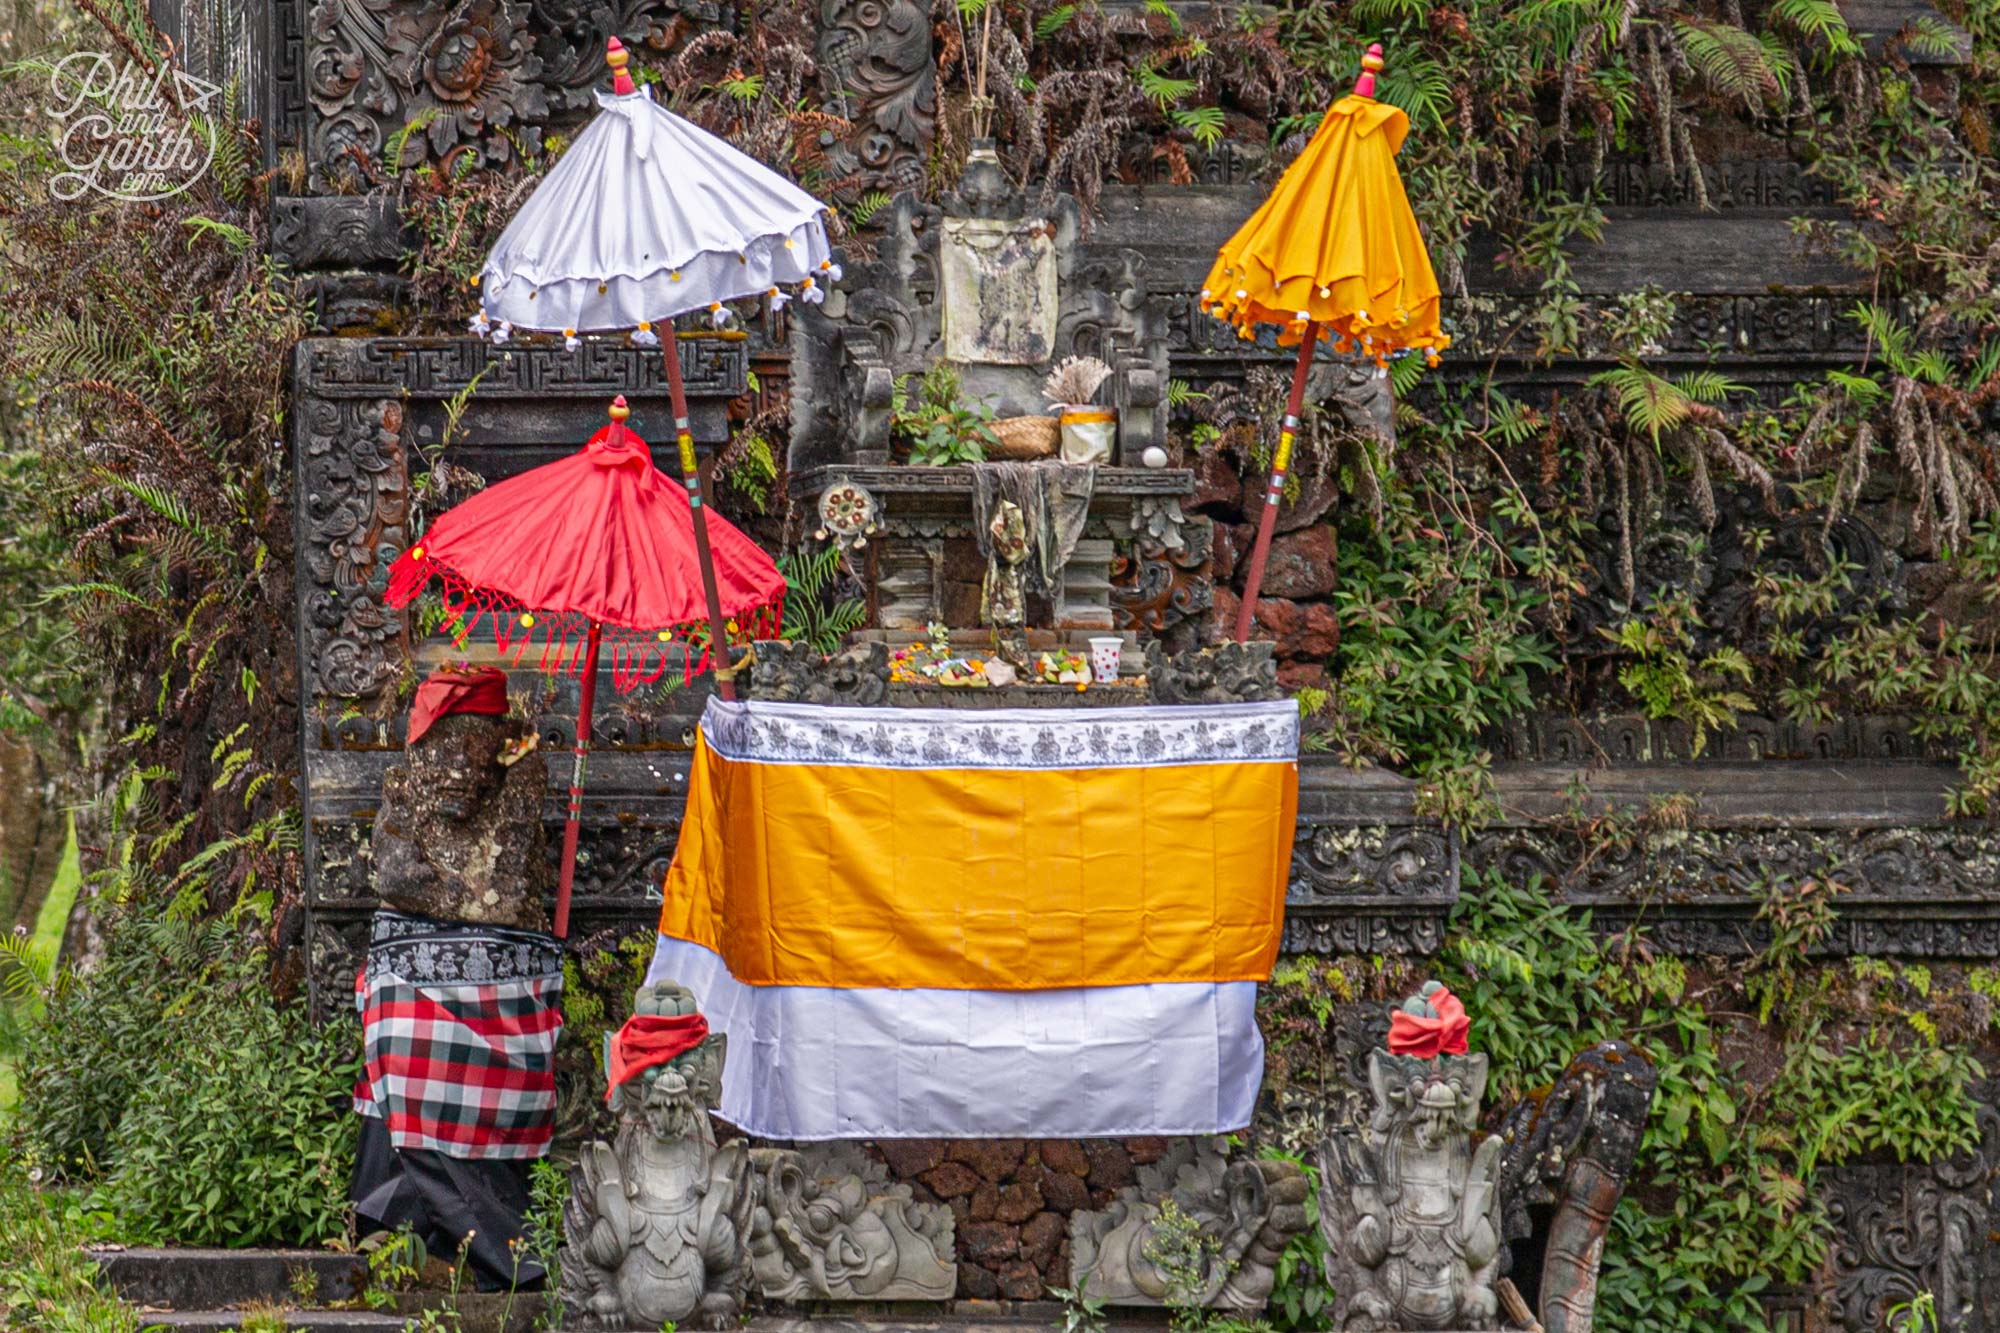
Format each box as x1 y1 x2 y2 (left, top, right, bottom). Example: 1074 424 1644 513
1043 355 1113 411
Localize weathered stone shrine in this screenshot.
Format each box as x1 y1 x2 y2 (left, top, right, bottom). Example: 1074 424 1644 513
144 0 2000 1324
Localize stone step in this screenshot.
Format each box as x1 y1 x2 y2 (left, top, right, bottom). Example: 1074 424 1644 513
93 1248 368 1310
743 1312 1165 1333
137 1313 408 1333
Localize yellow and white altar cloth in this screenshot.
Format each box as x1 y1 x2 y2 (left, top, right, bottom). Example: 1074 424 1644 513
646 697 1298 1139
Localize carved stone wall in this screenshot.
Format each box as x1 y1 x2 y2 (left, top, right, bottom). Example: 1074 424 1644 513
269 0 931 198
254 0 2000 1322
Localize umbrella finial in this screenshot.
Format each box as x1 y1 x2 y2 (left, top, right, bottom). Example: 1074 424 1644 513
609 395 631 422
1354 43 1385 98
607 37 636 96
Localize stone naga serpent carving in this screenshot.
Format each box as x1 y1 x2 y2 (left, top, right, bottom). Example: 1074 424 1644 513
747 1141 956 1300
1068 1137 1310 1310
1495 1040 1660 1333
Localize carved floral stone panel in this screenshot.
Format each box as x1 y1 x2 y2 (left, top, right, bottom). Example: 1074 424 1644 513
306 0 549 191
817 0 936 193
296 393 408 701
287 0 926 194
1824 1083 2000 1333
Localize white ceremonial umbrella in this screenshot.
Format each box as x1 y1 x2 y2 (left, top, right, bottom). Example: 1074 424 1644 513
471 36 842 704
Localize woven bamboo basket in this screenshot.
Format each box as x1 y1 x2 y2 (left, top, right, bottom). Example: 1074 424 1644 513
987 414 1060 460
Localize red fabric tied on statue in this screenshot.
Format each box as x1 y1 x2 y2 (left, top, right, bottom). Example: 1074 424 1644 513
406 666 510 745
1387 985 1471 1058
605 1011 711 1100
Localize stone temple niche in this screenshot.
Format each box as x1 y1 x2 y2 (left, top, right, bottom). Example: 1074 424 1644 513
789 143 1206 640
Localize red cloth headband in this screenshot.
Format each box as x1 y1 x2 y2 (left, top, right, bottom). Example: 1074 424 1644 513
1387 984 1471 1059
605 1012 711 1100
407 666 510 745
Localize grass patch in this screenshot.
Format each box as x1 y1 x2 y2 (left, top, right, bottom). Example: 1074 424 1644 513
0 813 78 1114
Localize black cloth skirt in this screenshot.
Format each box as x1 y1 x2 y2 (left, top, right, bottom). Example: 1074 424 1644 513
351 1104 547 1291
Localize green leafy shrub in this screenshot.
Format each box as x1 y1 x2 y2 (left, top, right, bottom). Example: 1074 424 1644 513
1437 869 1616 1100
95 992 356 1246
1325 489 1559 825
892 364 998 466
16 910 357 1247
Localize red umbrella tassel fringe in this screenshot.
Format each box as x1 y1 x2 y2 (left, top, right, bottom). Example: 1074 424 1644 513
386 553 784 692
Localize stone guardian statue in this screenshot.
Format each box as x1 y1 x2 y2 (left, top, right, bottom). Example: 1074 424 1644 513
561 981 756 1329
1318 982 1504 1331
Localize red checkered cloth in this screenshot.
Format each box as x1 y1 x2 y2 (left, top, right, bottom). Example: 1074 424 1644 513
353 911 564 1159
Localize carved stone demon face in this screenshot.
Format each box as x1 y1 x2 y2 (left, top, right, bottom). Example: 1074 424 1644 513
1370 1050 1490 1150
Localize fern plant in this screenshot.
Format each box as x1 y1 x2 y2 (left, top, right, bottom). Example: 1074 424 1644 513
1589 365 1747 446
778 546 867 654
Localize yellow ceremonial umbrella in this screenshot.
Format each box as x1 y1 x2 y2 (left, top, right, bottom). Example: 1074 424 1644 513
1199 43 1449 641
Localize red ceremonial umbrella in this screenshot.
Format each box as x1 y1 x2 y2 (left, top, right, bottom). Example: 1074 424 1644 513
385 397 785 936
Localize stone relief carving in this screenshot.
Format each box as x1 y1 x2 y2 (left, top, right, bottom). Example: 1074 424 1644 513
1068 1137 1310 1310
789 178 1166 467
297 336 744 400
272 195 406 268
1491 711 1951 764
1146 641 1282 703
1526 158 1842 208
818 0 936 193
1495 1041 1659 1333
747 640 891 705
747 1141 957 1300
292 272 415 334
562 981 756 1330
296 394 407 700
1467 826 2000 908
1123 134 1269 186
1318 1034 1503 1330
306 0 549 191
530 0 726 113
1281 912 1447 957
293 0 744 187
1291 825 1458 907
1823 1082 2000 1333
1112 509 1212 642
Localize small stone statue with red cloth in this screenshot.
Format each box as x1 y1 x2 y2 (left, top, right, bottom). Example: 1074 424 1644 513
372 664 550 930
352 666 562 1291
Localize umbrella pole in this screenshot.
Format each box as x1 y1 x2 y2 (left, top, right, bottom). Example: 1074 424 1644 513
661 324 739 702
1234 321 1321 642
554 620 602 939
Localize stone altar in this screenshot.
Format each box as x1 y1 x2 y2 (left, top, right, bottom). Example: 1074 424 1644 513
236 0 2000 1323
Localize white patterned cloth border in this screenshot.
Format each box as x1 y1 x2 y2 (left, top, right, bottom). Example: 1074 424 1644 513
700 697 1300 770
